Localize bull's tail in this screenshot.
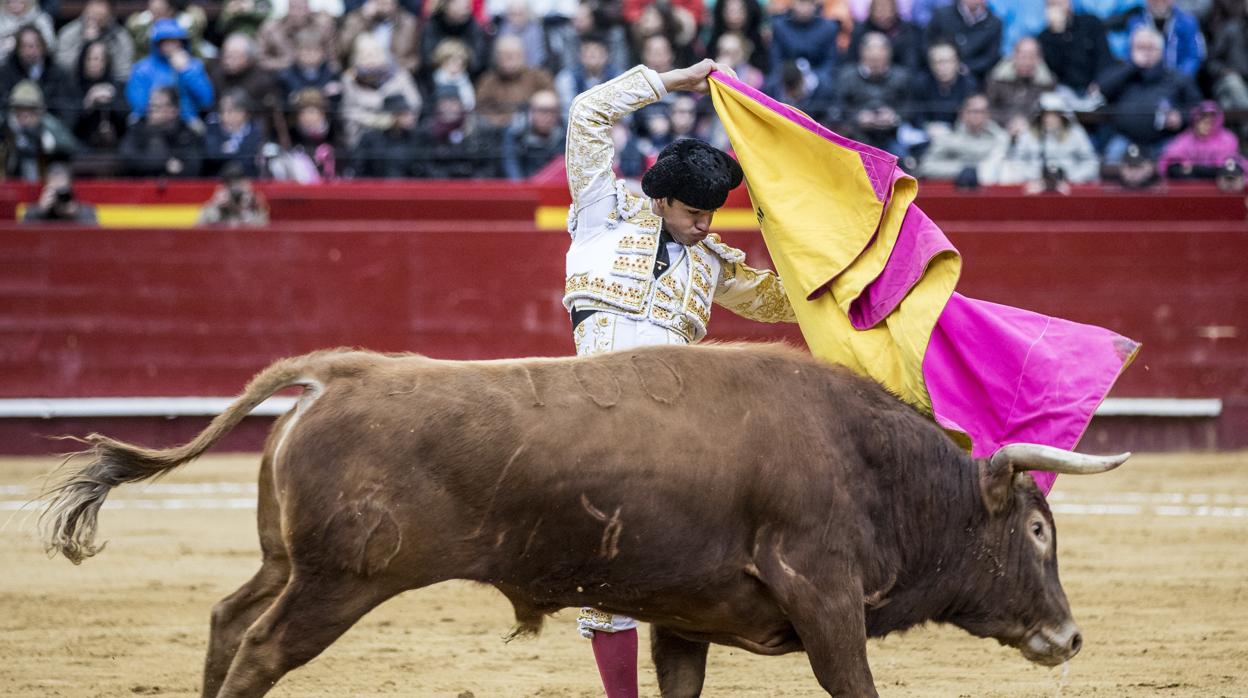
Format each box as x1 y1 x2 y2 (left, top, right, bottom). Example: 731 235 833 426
40 354 320 564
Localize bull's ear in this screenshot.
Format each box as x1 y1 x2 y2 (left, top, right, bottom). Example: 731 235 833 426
979 453 1015 516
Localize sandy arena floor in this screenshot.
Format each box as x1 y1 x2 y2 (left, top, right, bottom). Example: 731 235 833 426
1 451 1246 697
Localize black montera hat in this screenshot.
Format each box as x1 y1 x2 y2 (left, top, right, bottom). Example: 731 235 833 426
641 138 744 210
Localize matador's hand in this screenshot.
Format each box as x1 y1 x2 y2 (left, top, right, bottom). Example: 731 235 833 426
659 59 737 95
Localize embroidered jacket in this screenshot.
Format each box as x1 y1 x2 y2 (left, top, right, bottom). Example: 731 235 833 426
563 65 795 342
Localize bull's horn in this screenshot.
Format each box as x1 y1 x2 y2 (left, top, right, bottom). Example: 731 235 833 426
991 443 1131 475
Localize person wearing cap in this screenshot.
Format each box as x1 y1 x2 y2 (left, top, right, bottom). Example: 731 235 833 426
125 17 214 123
353 91 419 177
2 79 78 181
563 58 795 697
1156 100 1248 181
411 83 502 178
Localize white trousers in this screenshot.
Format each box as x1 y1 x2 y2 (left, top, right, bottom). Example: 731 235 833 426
572 310 688 637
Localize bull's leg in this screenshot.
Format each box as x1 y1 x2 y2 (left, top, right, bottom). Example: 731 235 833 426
204 449 290 697
212 570 398 698
650 624 709 698
201 557 289 697
756 551 876 697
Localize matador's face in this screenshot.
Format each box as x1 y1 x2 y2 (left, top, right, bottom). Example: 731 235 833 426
654 197 715 246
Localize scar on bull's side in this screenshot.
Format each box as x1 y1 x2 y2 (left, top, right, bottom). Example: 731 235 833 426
320 499 403 577
571 363 621 408
470 444 526 538
521 516 543 558
519 365 545 407
580 494 624 560
630 354 684 404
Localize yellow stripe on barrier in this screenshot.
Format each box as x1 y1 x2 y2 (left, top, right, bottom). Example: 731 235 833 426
535 205 759 231
15 203 203 228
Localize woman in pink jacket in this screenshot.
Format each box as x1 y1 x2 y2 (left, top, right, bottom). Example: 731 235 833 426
1157 101 1248 180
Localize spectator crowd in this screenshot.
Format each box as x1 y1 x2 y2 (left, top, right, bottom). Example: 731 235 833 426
2 0 1246 191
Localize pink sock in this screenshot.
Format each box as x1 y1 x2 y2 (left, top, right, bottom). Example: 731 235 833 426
591 628 639 698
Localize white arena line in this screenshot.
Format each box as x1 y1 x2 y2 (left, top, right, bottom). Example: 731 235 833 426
1 498 257 511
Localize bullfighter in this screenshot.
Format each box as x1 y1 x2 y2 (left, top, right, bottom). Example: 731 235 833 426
562 59 795 696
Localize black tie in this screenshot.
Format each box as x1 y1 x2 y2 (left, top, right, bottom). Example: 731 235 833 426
653 227 673 278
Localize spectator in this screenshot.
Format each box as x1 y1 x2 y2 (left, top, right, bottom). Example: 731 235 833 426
73 39 129 150
552 2 629 78
0 25 78 122
22 163 98 223
424 38 475 110
125 18 214 123
257 0 338 72
204 89 264 176
917 93 1007 182
714 31 766 90
502 89 564 180
338 0 420 74
555 33 616 115
1097 25 1201 161
836 32 911 155
991 0 1050 58
848 0 923 74
126 0 209 60
340 35 420 146
118 84 202 176
1118 0 1206 78
210 33 280 121
414 85 501 178
773 60 832 123
494 0 547 70
217 0 272 38
1214 158 1244 193
277 29 343 105
1156 101 1248 179
910 0 953 27
0 0 53 62
266 86 337 181
1206 0 1248 111
1112 141 1160 188
984 91 1099 189
620 101 673 176
475 35 554 129
669 93 708 141
911 41 979 130
354 92 418 176
420 0 489 80
1037 0 1113 96
769 0 855 53
196 162 270 226
54 0 135 84
986 36 1057 129
638 33 676 73
707 0 768 73
2 80 76 180
621 0 705 27
629 3 695 68
925 0 1003 83
769 0 841 92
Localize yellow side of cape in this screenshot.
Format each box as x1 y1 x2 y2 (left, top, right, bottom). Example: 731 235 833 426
709 77 961 413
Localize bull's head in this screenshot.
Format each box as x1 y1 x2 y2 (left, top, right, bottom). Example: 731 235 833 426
961 444 1129 667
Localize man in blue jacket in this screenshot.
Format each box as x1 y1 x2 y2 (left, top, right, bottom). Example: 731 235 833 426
1117 0 1205 78
125 18 213 123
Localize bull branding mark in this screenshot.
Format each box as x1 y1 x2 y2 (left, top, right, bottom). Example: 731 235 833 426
571 363 621 408
320 494 403 577
630 354 684 404
580 494 624 560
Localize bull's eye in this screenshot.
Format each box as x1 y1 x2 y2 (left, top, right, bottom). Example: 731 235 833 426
1030 521 1046 541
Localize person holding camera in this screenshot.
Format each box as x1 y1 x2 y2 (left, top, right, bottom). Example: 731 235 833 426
195 162 269 226
22 163 98 224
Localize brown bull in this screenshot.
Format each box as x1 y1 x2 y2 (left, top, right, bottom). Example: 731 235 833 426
41 343 1127 697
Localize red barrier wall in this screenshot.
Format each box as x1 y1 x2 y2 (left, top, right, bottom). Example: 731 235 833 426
3 181 1246 454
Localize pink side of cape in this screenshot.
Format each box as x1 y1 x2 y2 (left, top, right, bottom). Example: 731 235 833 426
711 72 1139 494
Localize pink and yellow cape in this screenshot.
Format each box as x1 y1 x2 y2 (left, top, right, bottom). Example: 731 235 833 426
708 73 1140 494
